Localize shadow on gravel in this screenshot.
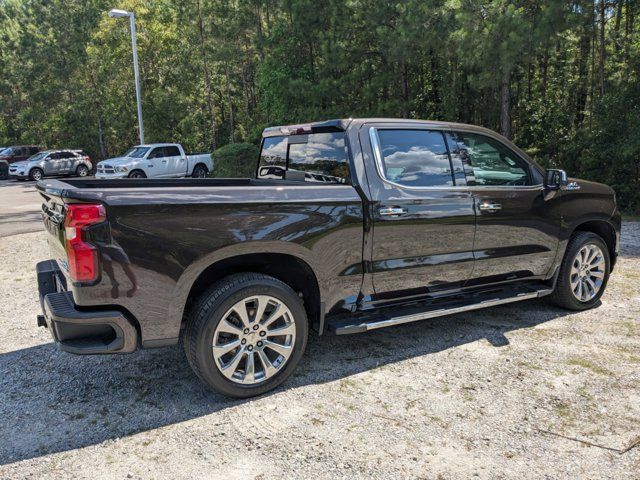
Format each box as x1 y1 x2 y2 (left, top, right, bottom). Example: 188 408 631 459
0 299 571 464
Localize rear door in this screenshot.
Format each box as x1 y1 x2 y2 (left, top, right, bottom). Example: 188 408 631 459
57 152 74 173
361 123 476 302
446 129 559 285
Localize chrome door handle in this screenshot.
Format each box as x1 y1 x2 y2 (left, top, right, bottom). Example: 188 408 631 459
379 206 408 217
478 201 502 212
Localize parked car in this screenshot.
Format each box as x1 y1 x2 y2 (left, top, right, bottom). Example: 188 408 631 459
0 159 8 179
95 143 212 179
9 149 92 181
0 145 42 163
35 118 620 398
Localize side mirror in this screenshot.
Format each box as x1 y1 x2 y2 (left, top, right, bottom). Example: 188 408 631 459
544 169 567 190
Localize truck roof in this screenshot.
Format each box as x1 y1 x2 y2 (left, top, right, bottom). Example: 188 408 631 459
262 118 507 138
132 143 181 148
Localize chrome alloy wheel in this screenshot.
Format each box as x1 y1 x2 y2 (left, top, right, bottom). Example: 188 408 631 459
570 243 606 302
212 295 296 385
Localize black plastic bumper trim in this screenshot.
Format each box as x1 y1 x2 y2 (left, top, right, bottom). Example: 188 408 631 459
36 260 137 355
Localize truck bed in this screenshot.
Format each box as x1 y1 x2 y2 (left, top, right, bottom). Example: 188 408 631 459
36 176 365 345
36 177 353 205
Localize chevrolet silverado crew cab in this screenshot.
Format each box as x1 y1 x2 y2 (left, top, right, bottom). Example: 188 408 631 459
36 118 620 398
95 143 212 179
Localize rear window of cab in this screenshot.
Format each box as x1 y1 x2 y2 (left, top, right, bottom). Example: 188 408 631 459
258 133 350 184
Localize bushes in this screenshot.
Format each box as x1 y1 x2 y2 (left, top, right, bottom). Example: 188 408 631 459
210 142 260 178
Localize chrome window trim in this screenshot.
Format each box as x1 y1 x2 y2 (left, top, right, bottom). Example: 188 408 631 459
368 126 542 191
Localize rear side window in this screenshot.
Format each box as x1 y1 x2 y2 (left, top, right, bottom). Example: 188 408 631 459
258 133 349 184
164 146 180 157
375 129 453 187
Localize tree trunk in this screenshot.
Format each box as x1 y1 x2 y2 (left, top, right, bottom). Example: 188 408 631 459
599 0 606 96
500 70 512 140
401 59 409 118
196 0 217 150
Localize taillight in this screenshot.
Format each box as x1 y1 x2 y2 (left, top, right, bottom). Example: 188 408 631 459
64 204 106 283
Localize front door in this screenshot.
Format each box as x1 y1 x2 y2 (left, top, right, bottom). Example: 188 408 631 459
146 147 170 178
162 145 184 177
361 123 476 303
43 152 62 175
446 130 559 285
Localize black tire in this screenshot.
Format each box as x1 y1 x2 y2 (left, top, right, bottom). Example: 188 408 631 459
76 164 89 177
128 170 147 179
548 231 611 310
29 168 44 181
191 164 208 178
183 273 308 398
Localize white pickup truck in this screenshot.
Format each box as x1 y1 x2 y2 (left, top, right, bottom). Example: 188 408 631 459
95 143 213 179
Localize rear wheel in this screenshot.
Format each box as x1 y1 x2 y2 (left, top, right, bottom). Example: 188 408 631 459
75 164 89 177
549 231 610 310
128 170 146 179
183 273 308 398
29 168 43 181
192 164 208 178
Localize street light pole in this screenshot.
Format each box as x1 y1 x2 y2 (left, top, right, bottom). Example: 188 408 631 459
108 9 145 144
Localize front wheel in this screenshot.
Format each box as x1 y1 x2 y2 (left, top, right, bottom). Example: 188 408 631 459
549 231 611 310
183 273 308 398
29 168 44 181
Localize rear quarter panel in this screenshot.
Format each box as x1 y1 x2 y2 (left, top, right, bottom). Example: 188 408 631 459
70 184 364 345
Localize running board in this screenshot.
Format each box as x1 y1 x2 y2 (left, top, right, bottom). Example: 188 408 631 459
327 285 553 335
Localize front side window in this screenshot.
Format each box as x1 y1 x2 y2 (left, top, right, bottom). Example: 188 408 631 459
376 129 453 187
448 132 530 186
258 133 349 184
148 148 165 160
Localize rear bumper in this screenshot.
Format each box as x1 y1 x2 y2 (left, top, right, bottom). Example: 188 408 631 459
36 260 138 354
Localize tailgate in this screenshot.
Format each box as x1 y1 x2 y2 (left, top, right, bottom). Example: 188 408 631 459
41 190 68 270
37 179 76 275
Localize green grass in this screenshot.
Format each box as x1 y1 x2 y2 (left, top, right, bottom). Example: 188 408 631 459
566 357 611 376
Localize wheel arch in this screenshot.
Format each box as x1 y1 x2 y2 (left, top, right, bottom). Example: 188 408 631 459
570 218 618 270
192 162 208 175
128 168 147 178
180 252 322 333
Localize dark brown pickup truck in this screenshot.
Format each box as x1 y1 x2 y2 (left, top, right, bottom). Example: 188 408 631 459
35 118 620 397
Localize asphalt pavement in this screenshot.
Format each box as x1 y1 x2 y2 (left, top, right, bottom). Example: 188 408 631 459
0 179 45 237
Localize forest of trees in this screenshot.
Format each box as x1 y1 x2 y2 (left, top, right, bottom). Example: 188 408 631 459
0 0 639 212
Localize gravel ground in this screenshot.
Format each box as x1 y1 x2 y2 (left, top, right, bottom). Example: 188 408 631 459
0 224 639 479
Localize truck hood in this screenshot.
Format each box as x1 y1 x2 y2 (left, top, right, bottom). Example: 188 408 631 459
568 177 615 196
99 157 135 167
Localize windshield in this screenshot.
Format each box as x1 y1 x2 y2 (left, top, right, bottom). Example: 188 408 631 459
27 152 48 162
1 147 13 156
122 147 150 158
